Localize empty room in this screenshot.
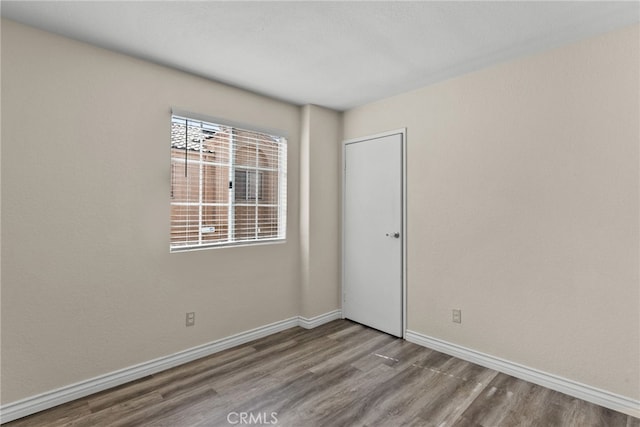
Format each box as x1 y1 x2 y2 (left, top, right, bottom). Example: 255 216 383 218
1 1 639 426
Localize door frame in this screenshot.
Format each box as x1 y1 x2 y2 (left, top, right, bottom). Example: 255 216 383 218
341 128 407 338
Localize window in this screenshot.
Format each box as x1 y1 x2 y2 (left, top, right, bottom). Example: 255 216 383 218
234 169 263 202
170 114 287 251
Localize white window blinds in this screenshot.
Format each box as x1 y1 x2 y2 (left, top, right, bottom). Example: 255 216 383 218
170 114 287 251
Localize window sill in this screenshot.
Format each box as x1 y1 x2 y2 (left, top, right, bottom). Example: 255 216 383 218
170 238 286 253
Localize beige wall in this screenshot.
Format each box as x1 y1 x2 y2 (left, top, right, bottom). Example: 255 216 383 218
343 24 640 400
0 19 304 403
300 105 341 318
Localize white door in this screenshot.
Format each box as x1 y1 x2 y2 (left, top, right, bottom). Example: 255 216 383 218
343 131 404 337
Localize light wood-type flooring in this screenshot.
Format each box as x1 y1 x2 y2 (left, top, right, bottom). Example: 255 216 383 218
4 320 639 426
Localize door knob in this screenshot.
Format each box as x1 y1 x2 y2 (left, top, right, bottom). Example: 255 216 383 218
386 232 400 238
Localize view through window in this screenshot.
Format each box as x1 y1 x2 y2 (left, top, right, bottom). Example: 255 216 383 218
170 115 287 251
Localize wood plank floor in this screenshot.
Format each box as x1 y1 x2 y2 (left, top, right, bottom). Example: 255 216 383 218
4 320 639 426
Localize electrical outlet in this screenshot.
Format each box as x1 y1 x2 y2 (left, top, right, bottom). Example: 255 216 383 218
186 312 195 327
452 309 462 324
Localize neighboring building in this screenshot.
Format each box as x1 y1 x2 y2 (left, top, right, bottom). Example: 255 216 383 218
170 120 283 248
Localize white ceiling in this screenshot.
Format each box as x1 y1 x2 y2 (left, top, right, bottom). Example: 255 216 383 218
2 1 638 111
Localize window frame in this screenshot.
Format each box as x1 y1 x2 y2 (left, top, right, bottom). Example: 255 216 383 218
170 110 287 252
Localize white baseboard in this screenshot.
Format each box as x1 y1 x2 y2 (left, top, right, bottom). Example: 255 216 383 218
405 330 640 418
299 309 342 329
0 311 342 424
